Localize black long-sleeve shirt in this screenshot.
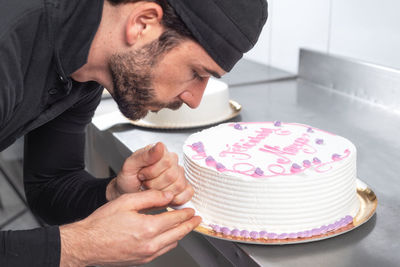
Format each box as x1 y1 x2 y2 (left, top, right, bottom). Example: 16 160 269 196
0 0 111 266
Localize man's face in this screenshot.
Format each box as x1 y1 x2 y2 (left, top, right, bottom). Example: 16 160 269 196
108 34 225 121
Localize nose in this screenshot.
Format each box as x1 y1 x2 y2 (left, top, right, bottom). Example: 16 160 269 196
179 78 210 108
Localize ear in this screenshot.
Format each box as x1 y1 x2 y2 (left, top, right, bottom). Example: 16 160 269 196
125 2 164 46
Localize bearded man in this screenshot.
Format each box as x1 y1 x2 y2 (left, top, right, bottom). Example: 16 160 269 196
0 0 268 266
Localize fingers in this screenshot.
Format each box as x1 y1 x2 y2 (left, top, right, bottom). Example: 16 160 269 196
142 164 183 190
139 212 201 264
151 215 202 252
138 151 179 183
118 190 173 211
123 142 165 176
169 184 195 206
151 208 196 233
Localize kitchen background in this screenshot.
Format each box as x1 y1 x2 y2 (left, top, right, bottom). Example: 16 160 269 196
245 0 400 74
0 0 399 264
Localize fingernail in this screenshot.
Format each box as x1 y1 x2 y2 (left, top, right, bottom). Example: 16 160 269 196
149 143 157 153
164 191 173 199
138 174 145 181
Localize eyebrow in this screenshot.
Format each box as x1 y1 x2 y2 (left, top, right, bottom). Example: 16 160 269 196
203 67 222 79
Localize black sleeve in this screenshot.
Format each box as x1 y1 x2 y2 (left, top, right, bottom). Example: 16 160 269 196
0 226 60 267
24 87 113 225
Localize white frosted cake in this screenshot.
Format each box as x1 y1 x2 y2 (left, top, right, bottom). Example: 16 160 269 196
142 78 231 127
183 122 359 240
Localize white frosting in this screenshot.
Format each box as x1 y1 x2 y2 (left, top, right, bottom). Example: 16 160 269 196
183 122 359 234
142 78 230 127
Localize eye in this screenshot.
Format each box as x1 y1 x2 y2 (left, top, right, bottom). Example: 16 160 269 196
192 69 205 81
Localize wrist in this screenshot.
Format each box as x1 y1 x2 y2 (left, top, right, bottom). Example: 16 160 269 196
60 223 90 267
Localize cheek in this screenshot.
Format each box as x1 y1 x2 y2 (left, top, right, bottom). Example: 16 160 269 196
152 69 191 100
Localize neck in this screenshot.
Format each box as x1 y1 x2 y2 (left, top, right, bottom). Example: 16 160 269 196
71 1 122 92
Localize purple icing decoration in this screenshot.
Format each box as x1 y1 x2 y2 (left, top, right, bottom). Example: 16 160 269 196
231 229 241 237
316 138 324 145
250 231 259 239
205 156 215 162
212 225 221 233
313 157 321 164
240 230 250 238
327 224 335 232
192 142 205 153
296 232 304 238
209 215 353 242
333 221 341 230
274 120 282 127
311 228 322 236
292 163 301 169
344 215 353 224
307 127 314 133
298 231 307 238
332 153 341 160
254 167 264 176
197 146 205 153
221 227 231 236
267 233 278 239
234 123 243 130
216 163 226 171
288 233 298 239
303 160 311 167
259 231 268 238
277 233 288 239
291 163 302 173
192 142 201 148
319 225 328 234
303 230 312 237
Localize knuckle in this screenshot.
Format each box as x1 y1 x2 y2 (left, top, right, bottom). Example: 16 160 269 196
165 170 177 183
143 242 159 256
175 180 186 192
171 152 179 163
145 225 157 236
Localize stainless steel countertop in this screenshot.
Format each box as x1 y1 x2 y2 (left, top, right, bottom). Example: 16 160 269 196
88 55 400 266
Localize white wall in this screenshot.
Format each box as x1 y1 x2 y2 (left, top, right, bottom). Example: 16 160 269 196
245 0 400 73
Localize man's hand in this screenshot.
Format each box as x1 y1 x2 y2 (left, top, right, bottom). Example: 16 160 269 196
60 190 201 267
107 142 194 206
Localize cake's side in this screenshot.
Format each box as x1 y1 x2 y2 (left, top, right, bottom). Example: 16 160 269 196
183 122 360 239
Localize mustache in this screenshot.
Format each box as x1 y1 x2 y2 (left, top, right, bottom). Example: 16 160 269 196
151 99 184 111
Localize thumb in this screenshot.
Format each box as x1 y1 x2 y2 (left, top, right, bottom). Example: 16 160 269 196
124 142 165 173
121 190 174 211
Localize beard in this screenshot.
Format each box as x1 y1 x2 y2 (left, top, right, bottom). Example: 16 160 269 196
108 38 183 121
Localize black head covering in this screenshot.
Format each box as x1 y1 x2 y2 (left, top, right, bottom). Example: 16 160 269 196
166 0 268 72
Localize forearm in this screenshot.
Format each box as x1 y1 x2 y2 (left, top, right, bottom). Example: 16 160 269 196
25 170 113 225
0 226 60 267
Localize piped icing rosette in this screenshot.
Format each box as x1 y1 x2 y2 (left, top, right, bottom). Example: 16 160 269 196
183 122 359 240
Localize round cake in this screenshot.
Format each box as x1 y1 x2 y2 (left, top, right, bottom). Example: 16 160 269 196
183 122 359 240
141 78 231 127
